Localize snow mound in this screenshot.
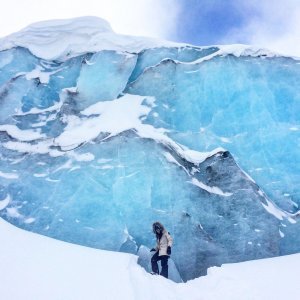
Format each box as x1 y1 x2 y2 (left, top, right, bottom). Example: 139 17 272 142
0 16 181 61
1 217 300 300
0 16 295 61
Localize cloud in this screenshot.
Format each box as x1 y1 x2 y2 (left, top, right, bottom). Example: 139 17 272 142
221 0 300 57
169 0 250 46
0 0 179 40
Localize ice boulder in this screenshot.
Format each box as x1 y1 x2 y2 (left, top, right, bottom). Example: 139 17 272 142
0 17 299 281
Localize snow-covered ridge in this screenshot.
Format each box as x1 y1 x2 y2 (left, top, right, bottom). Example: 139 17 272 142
0 16 181 61
0 16 295 61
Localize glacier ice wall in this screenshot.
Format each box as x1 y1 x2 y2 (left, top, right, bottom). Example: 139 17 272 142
0 18 300 281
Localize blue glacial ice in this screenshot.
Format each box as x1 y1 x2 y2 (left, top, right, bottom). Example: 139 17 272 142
0 17 300 282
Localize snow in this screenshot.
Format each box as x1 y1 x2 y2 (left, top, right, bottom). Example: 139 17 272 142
0 171 19 179
25 65 66 84
163 152 189 174
1 217 300 300
0 124 45 141
3 93 226 168
191 178 233 197
216 44 281 58
182 147 225 165
0 194 11 210
0 17 296 62
3 140 61 156
24 217 36 224
56 94 153 148
148 44 299 70
14 101 63 116
69 94 225 167
258 189 296 223
193 44 300 63
6 207 21 218
0 16 181 61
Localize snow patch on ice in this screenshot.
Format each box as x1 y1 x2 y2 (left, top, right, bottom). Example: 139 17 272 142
6 207 22 218
24 217 36 224
183 147 225 165
33 173 48 178
163 152 189 174
191 178 233 197
0 194 11 210
3 140 62 157
15 101 62 115
52 94 225 166
258 189 296 223
220 137 232 143
26 65 55 84
68 151 95 162
0 125 45 141
0 171 19 179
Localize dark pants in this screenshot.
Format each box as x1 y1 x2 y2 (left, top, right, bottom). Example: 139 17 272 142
151 251 169 278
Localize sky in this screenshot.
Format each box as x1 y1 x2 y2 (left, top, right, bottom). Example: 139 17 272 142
0 0 299 56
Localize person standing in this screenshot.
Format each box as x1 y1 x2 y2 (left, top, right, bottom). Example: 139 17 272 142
150 221 173 278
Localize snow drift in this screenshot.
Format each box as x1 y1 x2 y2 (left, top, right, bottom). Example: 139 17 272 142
1 217 300 300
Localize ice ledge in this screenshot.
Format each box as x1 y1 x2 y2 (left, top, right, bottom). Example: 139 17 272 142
0 16 298 61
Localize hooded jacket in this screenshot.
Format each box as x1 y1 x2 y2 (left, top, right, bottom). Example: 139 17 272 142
155 229 173 256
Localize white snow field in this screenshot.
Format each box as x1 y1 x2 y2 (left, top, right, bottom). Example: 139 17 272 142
1 217 299 300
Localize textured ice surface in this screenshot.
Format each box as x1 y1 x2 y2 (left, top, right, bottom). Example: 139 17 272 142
0 17 300 281
77 51 137 108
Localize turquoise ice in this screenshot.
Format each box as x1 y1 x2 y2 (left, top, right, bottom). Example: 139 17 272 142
0 27 299 281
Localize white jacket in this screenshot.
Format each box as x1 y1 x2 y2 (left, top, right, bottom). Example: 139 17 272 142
156 230 173 256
